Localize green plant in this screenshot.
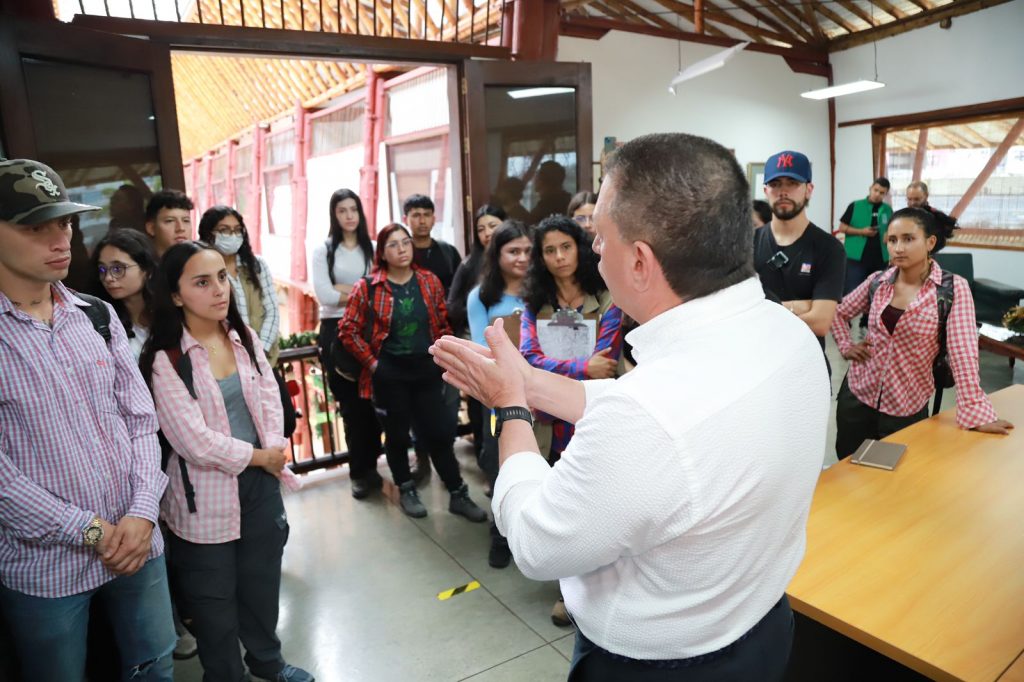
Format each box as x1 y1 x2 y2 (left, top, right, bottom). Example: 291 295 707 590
279 330 319 350
1002 306 1024 335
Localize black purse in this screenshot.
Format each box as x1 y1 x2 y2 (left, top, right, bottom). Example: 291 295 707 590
332 276 376 382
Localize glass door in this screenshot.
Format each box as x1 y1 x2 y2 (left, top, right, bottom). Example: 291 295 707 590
461 61 592 231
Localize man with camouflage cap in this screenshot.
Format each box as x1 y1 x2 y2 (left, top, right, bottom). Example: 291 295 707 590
0 159 175 680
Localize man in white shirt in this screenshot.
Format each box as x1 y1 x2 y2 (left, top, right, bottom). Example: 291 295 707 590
431 133 829 681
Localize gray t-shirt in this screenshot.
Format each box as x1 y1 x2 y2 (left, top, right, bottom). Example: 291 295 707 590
311 241 374 319
216 372 261 448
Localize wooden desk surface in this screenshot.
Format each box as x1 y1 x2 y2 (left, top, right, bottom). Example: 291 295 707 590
787 384 1024 682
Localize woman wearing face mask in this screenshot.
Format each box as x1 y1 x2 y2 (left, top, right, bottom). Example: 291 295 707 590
340 224 487 523
197 206 280 364
139 242 311 682
92 229 159 360
567 191 598 236
831 207 1013 460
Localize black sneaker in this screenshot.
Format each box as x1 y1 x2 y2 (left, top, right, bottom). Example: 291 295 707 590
448 484 487 523
488 535 512 569
351 472 383 500
398 481 427 518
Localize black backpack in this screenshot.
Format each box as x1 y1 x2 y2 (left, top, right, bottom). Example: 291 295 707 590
78 294 258 514
867 269 955 416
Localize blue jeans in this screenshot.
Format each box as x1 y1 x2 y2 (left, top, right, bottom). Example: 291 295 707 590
0 555 175 682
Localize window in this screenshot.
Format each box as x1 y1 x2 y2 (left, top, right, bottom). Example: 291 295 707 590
209 150 229 207
310 101 366 156
880 112 1024 248
386 134 448 222
233 142 253 220
262 128 295 236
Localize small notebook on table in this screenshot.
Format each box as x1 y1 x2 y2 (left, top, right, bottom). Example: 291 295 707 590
849 439 907 471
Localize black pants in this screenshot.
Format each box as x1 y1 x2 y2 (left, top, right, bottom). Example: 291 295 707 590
569 596 794 682
168 470 289 682
835 377 928 459
319 317 383 480
468 395 484 459
372 352 463 490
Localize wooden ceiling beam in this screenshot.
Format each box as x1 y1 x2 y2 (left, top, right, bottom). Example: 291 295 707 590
592 0 633 21
905 0 932 11
617 0 679 30
830 0 1015 51
870 0 909 21
958 125 995 147
815 2 857 34
563 0 597 9
836 0 878 27
951 117 1024 218
648 0 781 43
728 0 802 44
796 0 825 42
759 0 817 43
703 0 799 43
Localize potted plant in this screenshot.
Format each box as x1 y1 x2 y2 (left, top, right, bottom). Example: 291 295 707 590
1002 306 1024 344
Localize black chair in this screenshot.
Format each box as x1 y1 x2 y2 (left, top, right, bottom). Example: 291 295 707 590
933 253 1024 325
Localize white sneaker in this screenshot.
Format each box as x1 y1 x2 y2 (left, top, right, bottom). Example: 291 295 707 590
173 631 198 660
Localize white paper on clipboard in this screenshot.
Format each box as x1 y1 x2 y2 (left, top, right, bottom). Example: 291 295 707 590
536 309 597 360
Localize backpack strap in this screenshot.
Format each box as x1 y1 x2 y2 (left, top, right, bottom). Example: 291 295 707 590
74 293 112 344
164 346 198 513
930 269 956 416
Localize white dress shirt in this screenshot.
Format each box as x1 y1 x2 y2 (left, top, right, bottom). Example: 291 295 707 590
493 278 829 660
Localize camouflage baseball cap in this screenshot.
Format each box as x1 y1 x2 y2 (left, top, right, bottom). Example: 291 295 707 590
0 158 100 225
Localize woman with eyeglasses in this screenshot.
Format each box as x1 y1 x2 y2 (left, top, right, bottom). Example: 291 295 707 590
197 206 280 365
339 224 487 523
567 191 598 235
92 229 159 360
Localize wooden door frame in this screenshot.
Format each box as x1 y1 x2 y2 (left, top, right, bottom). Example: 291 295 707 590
0 17 184 190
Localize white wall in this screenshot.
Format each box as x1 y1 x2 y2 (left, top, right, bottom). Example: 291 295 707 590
558 32 833 229
831 0 1024 288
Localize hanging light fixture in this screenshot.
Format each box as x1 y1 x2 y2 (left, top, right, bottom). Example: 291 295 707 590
801 4 885 99
668 41 750 94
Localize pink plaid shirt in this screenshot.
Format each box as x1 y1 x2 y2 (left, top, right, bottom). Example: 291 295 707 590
151 325 296 544
831 263 997 429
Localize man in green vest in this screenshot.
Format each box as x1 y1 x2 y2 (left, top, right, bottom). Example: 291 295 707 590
838 177 892 296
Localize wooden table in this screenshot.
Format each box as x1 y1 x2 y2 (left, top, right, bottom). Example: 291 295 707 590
787 385 1024 682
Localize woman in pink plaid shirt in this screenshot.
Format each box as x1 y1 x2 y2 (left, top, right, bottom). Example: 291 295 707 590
831 207 1013 459
140 242 313 682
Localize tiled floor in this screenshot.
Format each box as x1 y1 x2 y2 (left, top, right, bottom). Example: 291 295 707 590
174 338 1022 681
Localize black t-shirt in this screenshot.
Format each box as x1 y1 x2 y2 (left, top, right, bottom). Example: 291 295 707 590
840 201 885 272
753 222 846 344
413 239 462 294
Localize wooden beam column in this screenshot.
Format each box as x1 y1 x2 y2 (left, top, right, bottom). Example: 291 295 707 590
694 0 704 34
513 0 560 60
912 128 928 182
951 117 1024 219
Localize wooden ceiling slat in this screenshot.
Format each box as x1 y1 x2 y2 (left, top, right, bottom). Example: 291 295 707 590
758 0 818 43
727 0 803 45
704 0 802 44
796 0 825 42
593 0 632 21
869 0 909 21
836 0 878 27
617 0 678 30
815 2 858 34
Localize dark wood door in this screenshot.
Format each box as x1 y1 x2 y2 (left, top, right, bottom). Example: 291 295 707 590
0 16 183 277
460 60 593 232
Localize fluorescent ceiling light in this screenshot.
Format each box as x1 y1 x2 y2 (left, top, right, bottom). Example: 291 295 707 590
800 80 885 100
668 41 749 94
507 87 575 100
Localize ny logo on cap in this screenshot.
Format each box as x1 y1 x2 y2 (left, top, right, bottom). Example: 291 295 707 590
777 154 794 169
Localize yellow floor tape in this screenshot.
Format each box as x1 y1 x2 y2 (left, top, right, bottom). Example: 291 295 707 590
437 580 481 601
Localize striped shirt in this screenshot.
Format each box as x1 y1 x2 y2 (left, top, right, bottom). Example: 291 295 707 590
0 283 165 598
228 256 279 353
150 325 297 544
339 266 452 399
832 263 997 429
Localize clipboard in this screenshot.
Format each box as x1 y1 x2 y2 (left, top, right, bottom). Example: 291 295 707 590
536 308 598 360
489 310 522 350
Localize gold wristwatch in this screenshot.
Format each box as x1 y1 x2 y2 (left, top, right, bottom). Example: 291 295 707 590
83 517 104 547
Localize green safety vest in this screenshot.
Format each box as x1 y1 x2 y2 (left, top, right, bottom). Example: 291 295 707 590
844 199 893 263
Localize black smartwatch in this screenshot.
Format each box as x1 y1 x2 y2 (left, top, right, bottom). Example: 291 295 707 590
493 406 533 437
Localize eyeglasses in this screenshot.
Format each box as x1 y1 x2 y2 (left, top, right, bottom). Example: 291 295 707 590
98 263 139 281
385 238 413 250
573 215 593 226
214 227 244 237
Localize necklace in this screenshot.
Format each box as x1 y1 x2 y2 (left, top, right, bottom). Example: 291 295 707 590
11 297 44 308
557 290 584 309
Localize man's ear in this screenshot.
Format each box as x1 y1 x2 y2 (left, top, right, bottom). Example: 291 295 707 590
145 221 155 238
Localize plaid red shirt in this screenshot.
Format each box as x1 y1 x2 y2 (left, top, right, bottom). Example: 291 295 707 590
339 266 453 399
831 263 997 429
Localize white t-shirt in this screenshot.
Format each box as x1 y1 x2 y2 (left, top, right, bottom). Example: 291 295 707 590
128 324 149 362
310 241 374 319
493 278 829 659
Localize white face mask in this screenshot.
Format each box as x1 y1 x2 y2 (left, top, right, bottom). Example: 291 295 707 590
214 234 244 256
